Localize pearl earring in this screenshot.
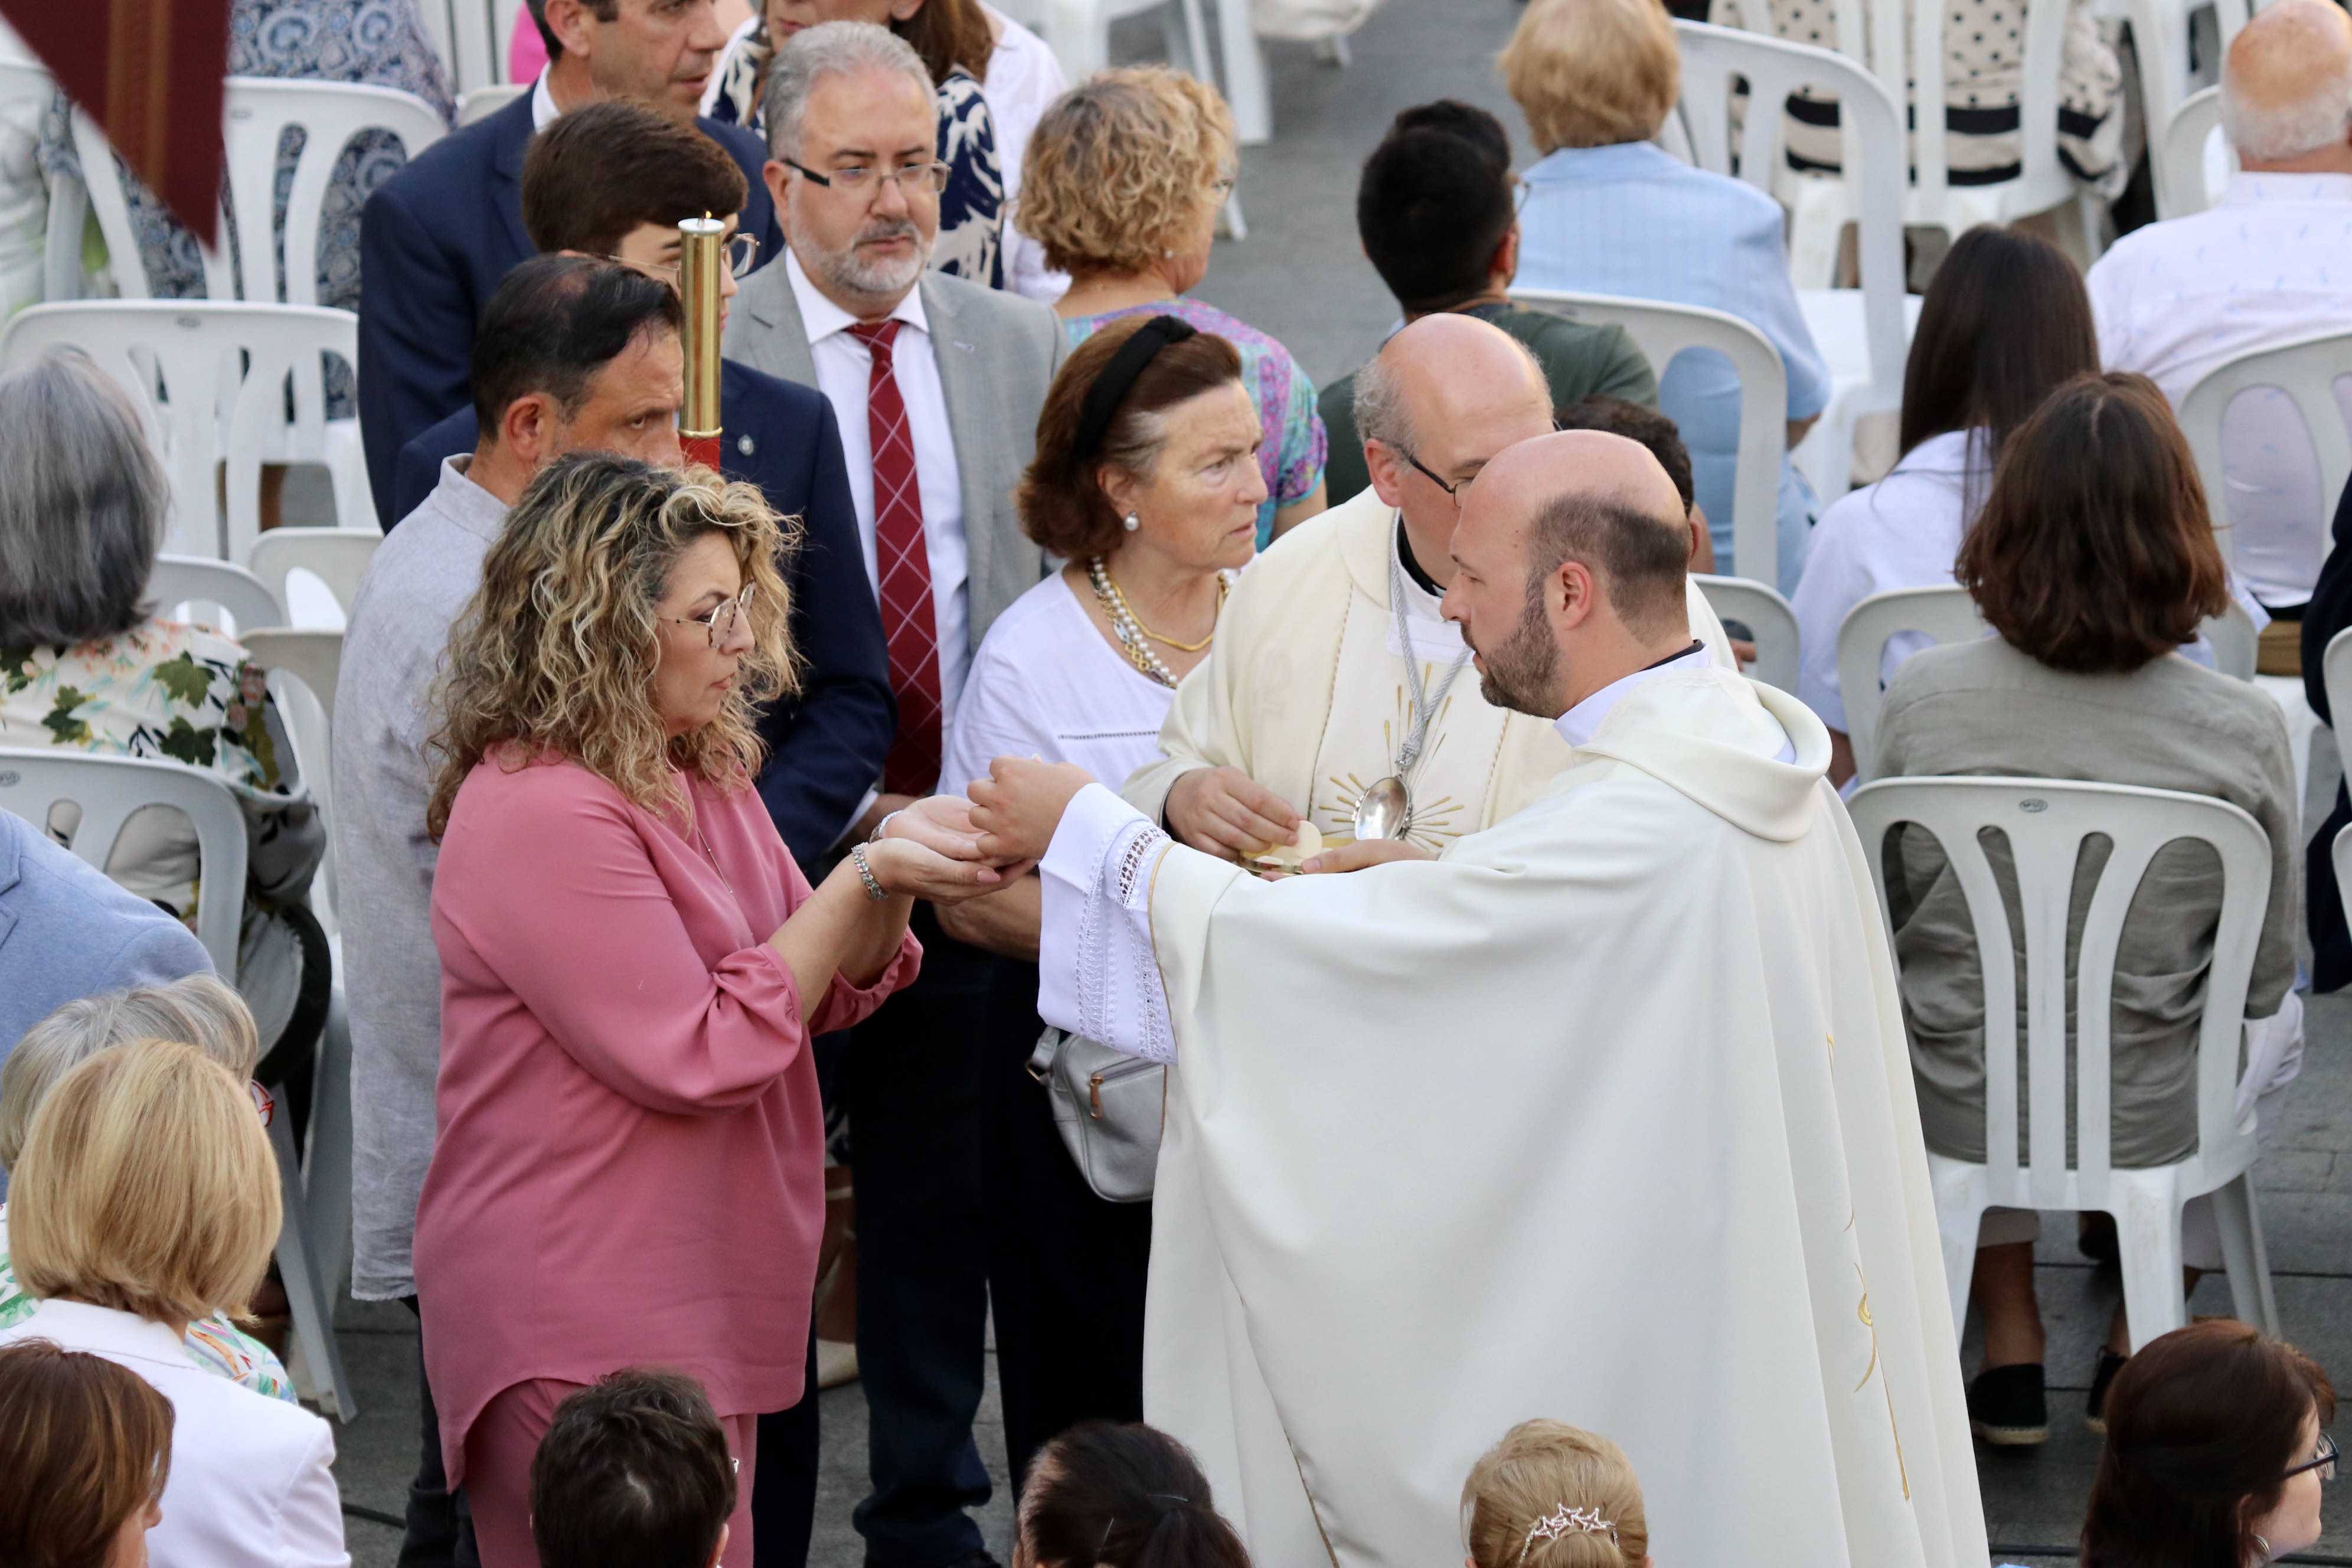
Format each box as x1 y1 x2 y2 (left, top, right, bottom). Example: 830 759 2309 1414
1123 512 1141 532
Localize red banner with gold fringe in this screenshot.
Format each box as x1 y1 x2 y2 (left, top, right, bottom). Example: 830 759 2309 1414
4 0 234 248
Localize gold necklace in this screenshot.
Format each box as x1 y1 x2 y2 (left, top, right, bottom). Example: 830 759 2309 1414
1099 562 1227 652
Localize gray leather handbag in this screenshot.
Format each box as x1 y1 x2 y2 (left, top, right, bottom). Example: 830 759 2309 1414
1026 1027 1165 1203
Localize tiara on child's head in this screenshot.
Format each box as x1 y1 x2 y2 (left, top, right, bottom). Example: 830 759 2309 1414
1512 1502 1618 1566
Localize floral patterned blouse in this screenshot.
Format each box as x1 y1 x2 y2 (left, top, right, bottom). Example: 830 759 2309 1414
0 620 289 915
0 1209 295 1402
1064 298 1328 551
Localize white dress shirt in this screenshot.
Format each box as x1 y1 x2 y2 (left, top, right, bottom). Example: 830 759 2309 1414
529 67 558 130
0 1299 348 1568
1554 643 1796 762
1790 429 1983 733
2086 172 2352 606
785 246 974 727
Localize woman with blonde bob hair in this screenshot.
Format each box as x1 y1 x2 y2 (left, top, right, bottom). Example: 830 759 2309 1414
0 1038 347 1568
1020 66 1326 547
413 453 1014 1568
1505 0 1830 592
1461 1419 1651 1568
0 975 292 1404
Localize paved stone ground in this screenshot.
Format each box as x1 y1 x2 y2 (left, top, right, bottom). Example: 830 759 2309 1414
322 1 2352 1561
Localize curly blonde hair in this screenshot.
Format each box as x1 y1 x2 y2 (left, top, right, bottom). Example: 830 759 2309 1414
425 454 801 841
1015 66 1235 278
1461 1420 1648 1568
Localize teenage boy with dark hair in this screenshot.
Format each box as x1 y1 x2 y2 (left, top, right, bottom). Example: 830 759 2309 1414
1319 100 1660 503
531 1368 737 1568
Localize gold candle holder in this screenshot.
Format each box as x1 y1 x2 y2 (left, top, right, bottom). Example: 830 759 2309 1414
678 214 725 460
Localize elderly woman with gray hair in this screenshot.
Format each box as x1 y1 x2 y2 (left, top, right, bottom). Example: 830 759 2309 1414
0 349 326 1108
0 974 292 1403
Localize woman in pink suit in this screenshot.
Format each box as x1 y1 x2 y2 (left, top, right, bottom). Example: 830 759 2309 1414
411 454 1014 1568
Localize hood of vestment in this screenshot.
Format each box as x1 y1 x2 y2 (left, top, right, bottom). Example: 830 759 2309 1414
1564 665 1833 842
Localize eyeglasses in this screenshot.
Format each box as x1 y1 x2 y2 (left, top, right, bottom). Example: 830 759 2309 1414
780 157 950 197
608 233 763 282
661 584 756 649
2285 1432 2339 1485
249 1080 275 1129
1404 451 1478 512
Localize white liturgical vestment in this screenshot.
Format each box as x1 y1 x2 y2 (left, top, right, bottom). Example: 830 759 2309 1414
1039 665 1984 1568
1120 484 1734 844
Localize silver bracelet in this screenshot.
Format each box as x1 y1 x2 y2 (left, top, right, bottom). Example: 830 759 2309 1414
848 842 890 901
870 808 905 844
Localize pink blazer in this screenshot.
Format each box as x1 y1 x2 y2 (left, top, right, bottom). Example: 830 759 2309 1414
413 755 918 1484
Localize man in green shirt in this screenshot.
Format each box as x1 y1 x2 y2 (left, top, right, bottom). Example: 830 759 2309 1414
1321 100 1658 505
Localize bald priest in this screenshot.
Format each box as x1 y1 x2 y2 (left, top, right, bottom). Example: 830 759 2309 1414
966 430 1984 1568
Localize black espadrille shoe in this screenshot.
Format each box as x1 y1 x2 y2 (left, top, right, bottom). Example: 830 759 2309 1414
1968 1363 2049 1446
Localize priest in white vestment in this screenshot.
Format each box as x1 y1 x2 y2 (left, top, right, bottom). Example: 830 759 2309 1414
967 432 1984 1568
1125 312 1732 860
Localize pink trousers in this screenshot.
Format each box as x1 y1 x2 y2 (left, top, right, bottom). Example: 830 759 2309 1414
463 1377 757 1568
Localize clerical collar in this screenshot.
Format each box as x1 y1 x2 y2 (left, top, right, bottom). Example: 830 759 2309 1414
1552 641 1709 752
1394 518 1443 598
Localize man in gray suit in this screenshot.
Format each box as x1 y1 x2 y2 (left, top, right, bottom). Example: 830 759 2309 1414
721 22 1063 1568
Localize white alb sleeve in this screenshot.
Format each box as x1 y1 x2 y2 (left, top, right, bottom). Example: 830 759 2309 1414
1037 783 1177 1063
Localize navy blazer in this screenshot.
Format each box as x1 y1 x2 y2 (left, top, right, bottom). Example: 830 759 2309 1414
391 360 895 865
358 91 782 530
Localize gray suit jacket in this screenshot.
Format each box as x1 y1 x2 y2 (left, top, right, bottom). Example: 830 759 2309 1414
724 260 1066 650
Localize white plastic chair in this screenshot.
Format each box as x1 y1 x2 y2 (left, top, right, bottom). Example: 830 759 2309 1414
457 83 529 126
0 748 360 1418
2324 626 2352 785
247 527 383 627
216 80 447 307
1834 585 1987 777
1671 22 1913 506
1513 287 1790 589
1025 0 1275 146
1846 776 2280 1350
148 555 285 638
0 300 375 557
1694 574 1802 690
2334 819 2352 937
0 748 247 975
2154 84 2236 220
2178 328 2352 589
2123 0 2263 200
1838 584 2257 774
71 81 443 305
415 0 529 96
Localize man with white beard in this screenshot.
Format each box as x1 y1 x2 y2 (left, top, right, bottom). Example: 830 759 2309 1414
967 430 1984 1568
721 21 1066 1568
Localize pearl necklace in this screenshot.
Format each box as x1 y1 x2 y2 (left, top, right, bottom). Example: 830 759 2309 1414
1087 556 1231 688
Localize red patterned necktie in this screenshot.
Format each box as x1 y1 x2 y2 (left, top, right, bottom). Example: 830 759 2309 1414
848 319 943 796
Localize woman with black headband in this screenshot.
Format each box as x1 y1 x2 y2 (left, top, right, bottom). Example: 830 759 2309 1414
932 312 1264 1487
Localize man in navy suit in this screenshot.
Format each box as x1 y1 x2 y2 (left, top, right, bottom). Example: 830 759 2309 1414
358 0 783 528
390 99 892 873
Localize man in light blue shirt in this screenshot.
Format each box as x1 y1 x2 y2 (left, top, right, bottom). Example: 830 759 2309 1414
1515 140 1831 594
0 809 210 1059
1501 0 1832 593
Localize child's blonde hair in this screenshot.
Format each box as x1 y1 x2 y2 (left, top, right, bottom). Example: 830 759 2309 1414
1461 1420 1647 1568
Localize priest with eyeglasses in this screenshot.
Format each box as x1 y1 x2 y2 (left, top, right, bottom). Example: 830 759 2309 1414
962 430 1986 1568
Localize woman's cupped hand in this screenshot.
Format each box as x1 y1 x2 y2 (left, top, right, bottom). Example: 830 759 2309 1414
866 793 1039 903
